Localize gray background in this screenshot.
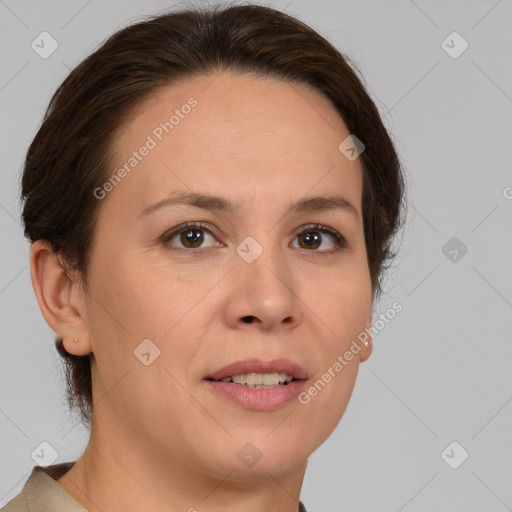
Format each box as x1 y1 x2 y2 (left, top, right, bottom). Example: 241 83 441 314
1 0 511 510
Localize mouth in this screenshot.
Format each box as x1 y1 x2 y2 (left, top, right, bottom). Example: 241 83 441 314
203 358 307 391
205 372 298 389
203 359 309 410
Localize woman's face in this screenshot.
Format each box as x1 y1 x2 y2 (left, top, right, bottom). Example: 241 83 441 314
81 72 373 479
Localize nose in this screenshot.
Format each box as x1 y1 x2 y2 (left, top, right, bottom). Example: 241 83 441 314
223 236 302 332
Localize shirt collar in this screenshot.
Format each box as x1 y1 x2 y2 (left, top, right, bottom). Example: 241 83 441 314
23 462 86 512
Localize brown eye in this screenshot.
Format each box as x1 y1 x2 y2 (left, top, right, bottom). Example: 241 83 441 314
179 228 204 248
292 224 347 255
161 221 346 256
297 230 322 250
162 222 219 250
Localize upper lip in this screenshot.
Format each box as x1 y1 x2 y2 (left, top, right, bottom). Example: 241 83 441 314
204 358 308 381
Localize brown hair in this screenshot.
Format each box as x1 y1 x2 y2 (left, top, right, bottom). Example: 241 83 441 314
21 3 407 427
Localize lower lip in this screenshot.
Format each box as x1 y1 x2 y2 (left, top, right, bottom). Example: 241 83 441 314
204 380 307 410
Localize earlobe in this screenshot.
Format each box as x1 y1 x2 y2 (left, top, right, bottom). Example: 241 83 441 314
29 240 92 356
61 335 91 356
359 313 373 363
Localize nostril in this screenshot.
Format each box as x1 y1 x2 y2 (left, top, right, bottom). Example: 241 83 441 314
242 316 256 323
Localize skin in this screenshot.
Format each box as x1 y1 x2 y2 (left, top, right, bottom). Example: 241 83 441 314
30 71 373 512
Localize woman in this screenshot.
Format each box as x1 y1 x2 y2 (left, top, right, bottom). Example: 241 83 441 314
2 3 406 511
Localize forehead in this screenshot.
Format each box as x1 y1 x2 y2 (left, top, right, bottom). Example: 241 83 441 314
106 72 363 214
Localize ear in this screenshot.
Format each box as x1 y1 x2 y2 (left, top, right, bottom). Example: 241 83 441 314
359 312 373 363
29 240 92 356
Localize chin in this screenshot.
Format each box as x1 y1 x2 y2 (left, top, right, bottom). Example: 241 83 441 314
199 431 312 480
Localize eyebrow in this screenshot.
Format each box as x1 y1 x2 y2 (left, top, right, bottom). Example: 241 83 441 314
139 191 359 218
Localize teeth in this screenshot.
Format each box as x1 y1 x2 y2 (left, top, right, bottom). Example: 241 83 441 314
245 373 262 386
232 374 247 385
223 372 295 386
262 372 280 385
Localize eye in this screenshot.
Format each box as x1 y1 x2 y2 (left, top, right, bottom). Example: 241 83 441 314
161 222 221 251
291 223 347 256
160 221 347 255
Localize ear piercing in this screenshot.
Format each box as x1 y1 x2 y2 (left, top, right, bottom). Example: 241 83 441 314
73 338 79 343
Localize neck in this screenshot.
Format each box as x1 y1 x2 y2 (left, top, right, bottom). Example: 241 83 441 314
56 415 307 512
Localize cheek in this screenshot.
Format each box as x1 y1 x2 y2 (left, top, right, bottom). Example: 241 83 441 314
301 270 370 417
295 359 359 457
310 268 372 345
86 253 213 379
87 251 186 337
85 255 203 415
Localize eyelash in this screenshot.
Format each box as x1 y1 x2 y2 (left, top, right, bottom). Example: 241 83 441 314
160 221 347 257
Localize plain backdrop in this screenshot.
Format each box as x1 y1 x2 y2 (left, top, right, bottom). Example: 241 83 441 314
1 1 511 511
